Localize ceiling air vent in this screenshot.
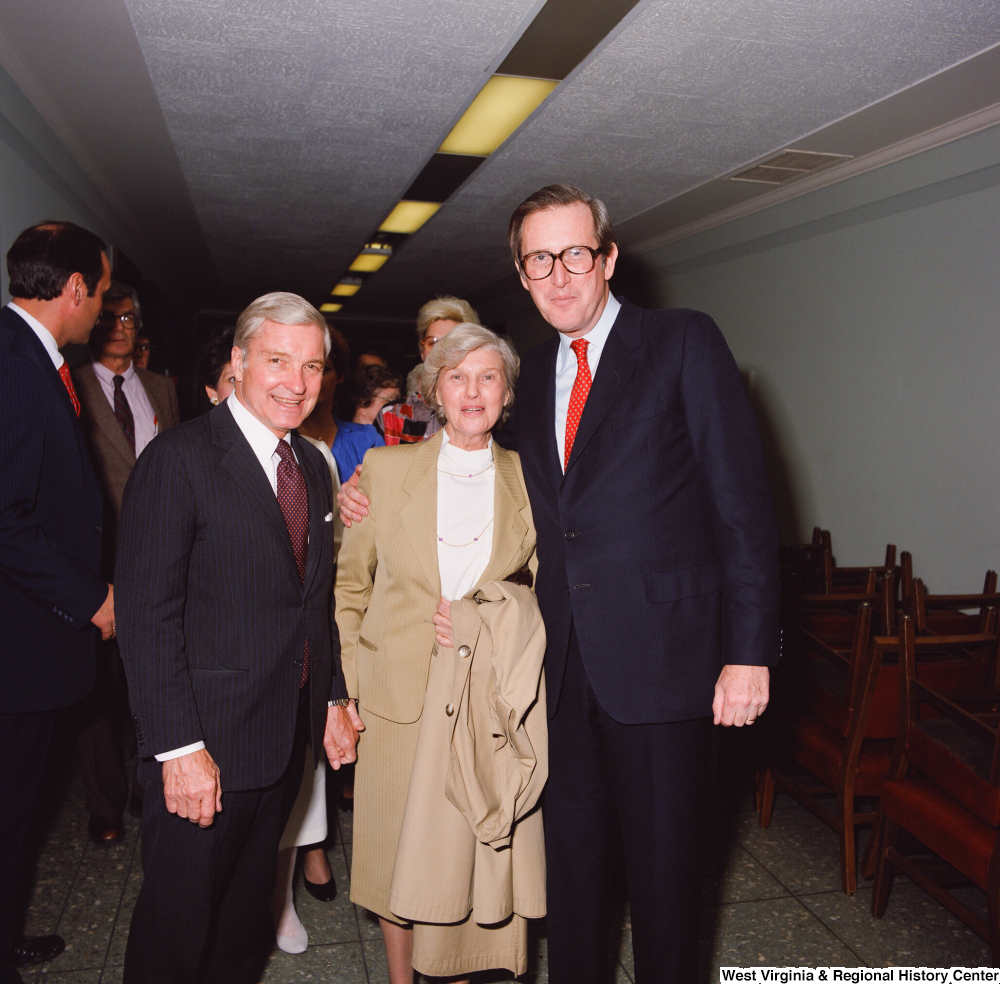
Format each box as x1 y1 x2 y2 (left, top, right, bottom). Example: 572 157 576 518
730 150 852 185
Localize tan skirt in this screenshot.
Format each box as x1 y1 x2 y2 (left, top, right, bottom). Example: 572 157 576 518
351 695 529 977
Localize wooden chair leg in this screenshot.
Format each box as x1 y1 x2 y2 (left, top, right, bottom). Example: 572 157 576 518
986 842 1000 964
840 793 857 895
757 767 776 828
860 816 880 881
871 813 898 917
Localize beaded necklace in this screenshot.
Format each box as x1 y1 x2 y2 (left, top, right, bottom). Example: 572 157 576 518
437 517 494 548
435 461 494 479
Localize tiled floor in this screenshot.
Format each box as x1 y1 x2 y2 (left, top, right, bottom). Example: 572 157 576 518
20 731 994 984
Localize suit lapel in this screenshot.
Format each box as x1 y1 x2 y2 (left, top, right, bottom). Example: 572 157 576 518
563 303 638 478
400 432 442 596
213 405 300 579
3 307 80 423
294 431 326 595
477 443 529 588
2 307 95 473
76 364 136 466
138 371 167 431
525 340 561 486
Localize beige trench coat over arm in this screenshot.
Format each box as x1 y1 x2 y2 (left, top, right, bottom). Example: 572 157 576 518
389 580 548 926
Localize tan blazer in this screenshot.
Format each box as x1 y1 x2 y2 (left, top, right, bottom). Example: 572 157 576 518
73 361 180 576
336 430 536 724
389 580 547 925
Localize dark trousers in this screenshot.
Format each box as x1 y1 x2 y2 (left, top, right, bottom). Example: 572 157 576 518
75 637 132 819
544 628 715 984
123 693 309 984
0 709 57 984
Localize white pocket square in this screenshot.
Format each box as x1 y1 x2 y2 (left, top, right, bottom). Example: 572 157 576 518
324 512 333 522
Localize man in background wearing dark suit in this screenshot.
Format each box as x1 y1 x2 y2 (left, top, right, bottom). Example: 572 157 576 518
339 186 780 982
0 222 114 984
73 281 180 844
117 292 362 984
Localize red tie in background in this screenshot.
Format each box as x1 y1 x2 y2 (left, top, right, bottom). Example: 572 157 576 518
58 363 81 416
275 439 310 687
564 338 592 469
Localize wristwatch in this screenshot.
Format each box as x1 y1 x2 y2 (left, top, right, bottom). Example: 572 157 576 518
328 698 351 707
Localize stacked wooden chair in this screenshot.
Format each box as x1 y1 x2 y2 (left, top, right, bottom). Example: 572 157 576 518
759 535 997 894
869 615 1000 958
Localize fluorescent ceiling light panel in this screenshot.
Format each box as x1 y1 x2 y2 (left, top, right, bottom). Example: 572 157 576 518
332 282 361 296
379 201 441 234
349 253 389 273
439 75 557 156
320 303 342 313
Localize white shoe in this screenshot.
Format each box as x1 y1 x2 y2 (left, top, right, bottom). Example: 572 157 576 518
275 907 308 954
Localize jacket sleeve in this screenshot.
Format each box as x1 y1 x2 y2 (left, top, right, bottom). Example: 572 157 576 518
334 461 379 700
116 437 204 755
677 312 780 667
321 461 347 702
0 354 107 627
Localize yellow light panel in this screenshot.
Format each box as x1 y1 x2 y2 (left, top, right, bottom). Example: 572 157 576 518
320 303 342 313
439 75 558 157
379 201 441 234
332 283 361 297
349 253 389 273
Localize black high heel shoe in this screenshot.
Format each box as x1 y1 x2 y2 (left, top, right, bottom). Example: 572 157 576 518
300 849 337 903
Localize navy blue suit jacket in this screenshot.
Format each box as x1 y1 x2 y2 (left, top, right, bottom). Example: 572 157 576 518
116 403 346 791
506 298 780 724
0 305 106 714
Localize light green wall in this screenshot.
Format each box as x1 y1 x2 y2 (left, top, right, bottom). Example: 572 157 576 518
0 63 164 306
640 124 1000 592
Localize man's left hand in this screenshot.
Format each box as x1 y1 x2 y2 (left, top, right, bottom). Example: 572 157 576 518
712 664 769 727
324 701 364 769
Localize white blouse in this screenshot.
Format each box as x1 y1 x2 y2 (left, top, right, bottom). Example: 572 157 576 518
436 429 495 601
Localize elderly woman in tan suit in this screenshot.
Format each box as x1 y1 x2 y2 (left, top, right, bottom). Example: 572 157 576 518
335 324 546 983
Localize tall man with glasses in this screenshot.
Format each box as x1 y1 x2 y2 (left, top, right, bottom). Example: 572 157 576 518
72 281 179 844
339 185 780 982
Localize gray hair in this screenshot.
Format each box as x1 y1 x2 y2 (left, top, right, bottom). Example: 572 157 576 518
416 295 479 345
103 280 142 328
419 323 519 425
233 292 330 362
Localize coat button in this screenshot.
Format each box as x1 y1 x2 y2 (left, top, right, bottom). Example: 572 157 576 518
445 703 455 716
458 645 471 658
564 531 575 540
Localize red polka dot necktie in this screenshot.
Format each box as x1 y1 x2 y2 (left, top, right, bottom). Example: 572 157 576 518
275 439 310 687
564 338 591 469
58 363 81 416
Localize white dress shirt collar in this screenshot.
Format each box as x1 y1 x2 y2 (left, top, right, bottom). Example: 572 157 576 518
7 302 63 369
554 292 621 371
91 359 136 385
227 391 284 467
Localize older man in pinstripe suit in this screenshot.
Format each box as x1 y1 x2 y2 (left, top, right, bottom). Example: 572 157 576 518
117 293 361 984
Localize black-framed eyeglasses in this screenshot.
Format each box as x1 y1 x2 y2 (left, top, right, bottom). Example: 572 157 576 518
134 342 152 353
519 245 604 280
97 311 138 330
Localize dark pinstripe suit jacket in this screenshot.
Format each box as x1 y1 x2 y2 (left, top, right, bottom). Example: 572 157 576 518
0 305 106 714
116 402 346 791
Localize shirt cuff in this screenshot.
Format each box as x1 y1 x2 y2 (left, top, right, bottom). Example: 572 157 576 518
154 741 207 762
